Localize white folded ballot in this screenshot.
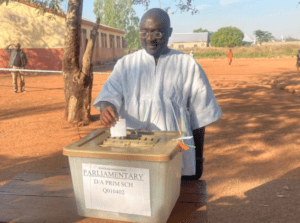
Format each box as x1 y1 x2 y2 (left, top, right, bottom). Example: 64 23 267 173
110 119 126 137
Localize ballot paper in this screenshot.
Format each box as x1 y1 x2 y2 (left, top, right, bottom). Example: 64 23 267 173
110 119 126 137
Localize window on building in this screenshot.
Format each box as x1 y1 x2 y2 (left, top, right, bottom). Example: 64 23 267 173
122 37 126 48
116 36 121 48
109 34 115 48
97 34 100 48
179 45 184 49
101 33 107 48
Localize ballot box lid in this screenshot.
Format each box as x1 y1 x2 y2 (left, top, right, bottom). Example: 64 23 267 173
63 129 182 162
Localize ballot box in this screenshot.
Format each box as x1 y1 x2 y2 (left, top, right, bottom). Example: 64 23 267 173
63 129 182 223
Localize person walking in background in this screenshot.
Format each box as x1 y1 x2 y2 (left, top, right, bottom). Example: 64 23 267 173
226 49 233 67
5 43 28 93
296 50 300 72
189 50 194 58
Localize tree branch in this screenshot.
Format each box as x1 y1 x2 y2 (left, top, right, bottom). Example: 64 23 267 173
81 18 100 76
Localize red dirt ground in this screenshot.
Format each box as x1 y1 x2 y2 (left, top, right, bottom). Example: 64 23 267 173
1 58 300 223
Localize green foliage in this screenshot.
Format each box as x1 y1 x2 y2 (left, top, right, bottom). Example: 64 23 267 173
243 42 252 47
193 28 214 38
93 0 141 50
125 26 142 49
253 30 274 44
194 51 223 58
210 26 244 47
285 36 300 42
193 28 209 33
182 44 300 59
285 48 293 54
133 0 199 14
1 0 65 19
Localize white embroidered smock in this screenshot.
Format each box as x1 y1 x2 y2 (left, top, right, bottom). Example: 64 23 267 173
93 49 223 176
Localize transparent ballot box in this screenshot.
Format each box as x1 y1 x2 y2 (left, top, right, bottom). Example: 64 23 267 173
63 129 182 223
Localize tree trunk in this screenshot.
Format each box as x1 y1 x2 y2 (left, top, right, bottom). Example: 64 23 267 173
62 0 100 125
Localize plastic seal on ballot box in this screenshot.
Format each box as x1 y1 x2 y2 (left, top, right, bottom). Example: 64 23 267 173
110 119 126 137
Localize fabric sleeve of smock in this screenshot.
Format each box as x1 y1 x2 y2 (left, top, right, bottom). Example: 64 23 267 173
188 62 223 130
4 47 12 53
93 59 124 114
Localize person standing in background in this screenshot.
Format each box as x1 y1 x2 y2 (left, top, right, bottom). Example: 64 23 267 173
189 50 194 58
5 43 28 93
226 49 233 67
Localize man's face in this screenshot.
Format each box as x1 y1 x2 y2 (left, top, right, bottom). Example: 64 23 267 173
16 44 20 50
139 17 170 57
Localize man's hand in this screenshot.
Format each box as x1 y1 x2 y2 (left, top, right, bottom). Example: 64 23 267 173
7 44 15 48
100 104 119 127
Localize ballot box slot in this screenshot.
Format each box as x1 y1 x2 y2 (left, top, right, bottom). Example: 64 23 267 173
99 135 160 148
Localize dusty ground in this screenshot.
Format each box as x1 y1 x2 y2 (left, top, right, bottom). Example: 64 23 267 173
1 58 300 223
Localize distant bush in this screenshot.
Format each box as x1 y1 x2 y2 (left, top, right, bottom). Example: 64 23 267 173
285 37 300 42
210 26 244 47
284 48 293 54
194 51 223 58
179 43 300 59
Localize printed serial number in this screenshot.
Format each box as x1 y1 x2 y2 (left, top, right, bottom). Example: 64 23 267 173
103 188 125 195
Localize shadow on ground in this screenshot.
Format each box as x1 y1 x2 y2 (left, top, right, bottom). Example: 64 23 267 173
204 72 300 181
207 167 300 223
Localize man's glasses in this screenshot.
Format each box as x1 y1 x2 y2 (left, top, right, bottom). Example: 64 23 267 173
139 32 164 39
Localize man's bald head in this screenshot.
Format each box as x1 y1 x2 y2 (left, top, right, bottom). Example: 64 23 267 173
139 8 172 58
140 8 170 30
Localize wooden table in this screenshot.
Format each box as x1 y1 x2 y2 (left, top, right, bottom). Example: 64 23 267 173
0 173 207 223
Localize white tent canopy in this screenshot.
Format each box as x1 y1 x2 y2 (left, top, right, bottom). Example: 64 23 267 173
243 33 254 43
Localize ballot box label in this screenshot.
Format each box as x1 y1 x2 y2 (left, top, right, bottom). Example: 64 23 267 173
82 163 151 216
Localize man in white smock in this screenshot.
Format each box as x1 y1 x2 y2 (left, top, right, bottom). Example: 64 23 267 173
93 8 222 180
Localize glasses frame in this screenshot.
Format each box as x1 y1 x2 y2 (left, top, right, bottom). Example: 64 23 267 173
138 31 165 39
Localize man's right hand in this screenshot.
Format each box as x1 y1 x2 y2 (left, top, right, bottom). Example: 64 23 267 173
100 105 119 127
